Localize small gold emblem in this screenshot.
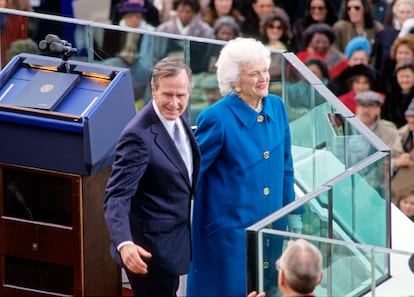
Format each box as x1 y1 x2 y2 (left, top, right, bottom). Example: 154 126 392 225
40 84 54 93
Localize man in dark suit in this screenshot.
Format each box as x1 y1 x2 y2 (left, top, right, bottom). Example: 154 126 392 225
103 57 200 296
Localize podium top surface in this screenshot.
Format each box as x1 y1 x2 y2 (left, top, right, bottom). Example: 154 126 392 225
0 54 134 133
0 54 137 175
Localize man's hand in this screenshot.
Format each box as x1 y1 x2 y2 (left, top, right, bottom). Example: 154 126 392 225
120 244 152 274
396 153 413 168
247 291 266 297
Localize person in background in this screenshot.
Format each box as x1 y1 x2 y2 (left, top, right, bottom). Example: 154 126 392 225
260 7 292 50
102 1 154 61
338 63 379 113
103 57 201 297
117 0 154 32
0 0 32 67
333 0 383 53
378 33 414 94
382 60 414 127
103 39 152 108
248 239 323 297
393 185 414 221
370 0 389 23
390 98 414 197
241 0 275 39
286 58 329 120
355 90 400 152
154 0 214 62
202 16 241 73
260 7 292 81
110 0 160 26
7 0 32 10
186 37 302 297
200 73 221 105
157 0 214 38
31 0 76 51
202 0 245 27
296 23 348 79
7 38 39 61
338 0 389 23
213 15 240 41
345 36 372 66
373 0 414 78
329 36 373 95
292 0 338 52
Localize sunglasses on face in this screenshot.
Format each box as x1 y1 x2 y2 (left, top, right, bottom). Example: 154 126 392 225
267 24 283 30
310 6 325 11
347 5 361 11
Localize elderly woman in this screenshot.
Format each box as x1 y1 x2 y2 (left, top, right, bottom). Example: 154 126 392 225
186 37 302 297
296 23 348 79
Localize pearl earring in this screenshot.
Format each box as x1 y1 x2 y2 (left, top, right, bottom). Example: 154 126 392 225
234 87 241 93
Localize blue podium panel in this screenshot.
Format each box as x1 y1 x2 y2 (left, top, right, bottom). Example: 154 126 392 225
0 54 136 175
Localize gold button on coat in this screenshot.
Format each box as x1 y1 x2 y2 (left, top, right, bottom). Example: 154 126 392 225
257 115 264 122
263 261 269 269
263 187 270 195
263 151 270 159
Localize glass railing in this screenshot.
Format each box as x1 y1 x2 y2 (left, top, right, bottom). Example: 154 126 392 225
0 8 394 297
247 151 391 296
247 230 412 297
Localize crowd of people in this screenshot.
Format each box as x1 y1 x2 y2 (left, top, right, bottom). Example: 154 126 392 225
2 1 413 296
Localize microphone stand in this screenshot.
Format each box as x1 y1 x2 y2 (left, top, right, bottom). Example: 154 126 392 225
38 34 77 73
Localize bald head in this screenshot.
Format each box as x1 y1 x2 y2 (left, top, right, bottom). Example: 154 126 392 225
278 239 323 295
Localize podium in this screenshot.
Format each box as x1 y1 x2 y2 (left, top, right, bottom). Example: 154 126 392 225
0 54 136 296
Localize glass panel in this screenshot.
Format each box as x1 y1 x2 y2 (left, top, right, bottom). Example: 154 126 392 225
269 50 283 97
256 156 389 244
188 40 223 126
330 158 388 247
0 11 90 68
91 26 157 110
282 53 380 193
253 231 397 297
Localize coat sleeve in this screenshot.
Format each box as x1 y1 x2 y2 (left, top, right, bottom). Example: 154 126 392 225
194 107 224 179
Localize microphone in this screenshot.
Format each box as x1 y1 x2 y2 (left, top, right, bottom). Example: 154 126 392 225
49 42 77 54
39 40 48 50
45 34 72 47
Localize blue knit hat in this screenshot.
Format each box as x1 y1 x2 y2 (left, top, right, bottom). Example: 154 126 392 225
344 37 371 60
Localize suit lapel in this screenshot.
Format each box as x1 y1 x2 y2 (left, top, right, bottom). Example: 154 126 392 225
147 105 191 186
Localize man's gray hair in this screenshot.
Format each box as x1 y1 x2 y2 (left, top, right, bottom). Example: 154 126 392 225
279 239 322 294
151 57 192 90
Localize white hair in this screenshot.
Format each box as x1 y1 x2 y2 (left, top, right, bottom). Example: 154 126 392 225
215 38 271 96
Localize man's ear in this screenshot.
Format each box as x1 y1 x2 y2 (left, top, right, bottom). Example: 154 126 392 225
151 83 156 96
278 269 286 289
318 271 323 285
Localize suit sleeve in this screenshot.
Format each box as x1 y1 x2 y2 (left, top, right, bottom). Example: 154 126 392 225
103 130 149 247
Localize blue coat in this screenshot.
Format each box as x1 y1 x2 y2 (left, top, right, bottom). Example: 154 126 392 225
187 94 296 296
